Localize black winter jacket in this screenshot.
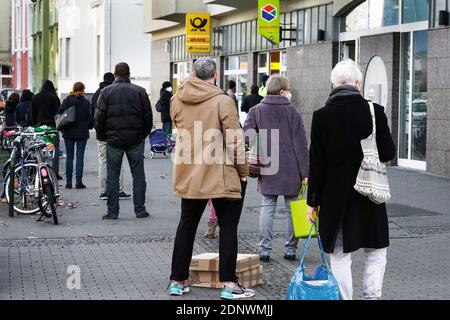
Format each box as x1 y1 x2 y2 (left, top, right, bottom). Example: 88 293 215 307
307 86 396 254
91 81 113 140
4 101 18 127
94 78 153 148
31 92 61 127
159 89 172 123
241 93 263 113
16 100 32 127
58 95 92 140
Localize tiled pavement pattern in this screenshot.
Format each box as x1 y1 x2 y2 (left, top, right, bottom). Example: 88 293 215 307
1 135 450 300
0 227 449 300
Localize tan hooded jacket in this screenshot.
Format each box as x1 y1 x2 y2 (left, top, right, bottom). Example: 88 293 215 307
171 77 248 199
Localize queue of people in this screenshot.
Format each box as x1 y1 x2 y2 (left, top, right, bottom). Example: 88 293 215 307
1 57 396 301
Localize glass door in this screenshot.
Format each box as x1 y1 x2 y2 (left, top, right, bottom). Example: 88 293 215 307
172 61 191 93
257 50 287 85
399 30 428 170
224 55 248 123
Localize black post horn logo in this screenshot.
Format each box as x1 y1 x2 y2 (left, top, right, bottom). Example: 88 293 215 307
190 17 208 32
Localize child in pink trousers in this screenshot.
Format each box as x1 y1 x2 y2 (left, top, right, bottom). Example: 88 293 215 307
204 199 218 238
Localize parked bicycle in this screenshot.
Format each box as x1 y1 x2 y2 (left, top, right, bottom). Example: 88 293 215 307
3 127 60 224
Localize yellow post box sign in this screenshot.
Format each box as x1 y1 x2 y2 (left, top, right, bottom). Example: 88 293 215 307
186 13 211 53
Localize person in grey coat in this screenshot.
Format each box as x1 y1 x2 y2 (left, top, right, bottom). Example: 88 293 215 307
243 75 309 263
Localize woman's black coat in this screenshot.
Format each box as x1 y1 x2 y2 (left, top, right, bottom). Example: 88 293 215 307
307 88 396 254
4 101 18 127
159 89 172 123
58 95 92 140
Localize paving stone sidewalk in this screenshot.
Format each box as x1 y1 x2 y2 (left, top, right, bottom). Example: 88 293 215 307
1 135 449 300
0 228 449 300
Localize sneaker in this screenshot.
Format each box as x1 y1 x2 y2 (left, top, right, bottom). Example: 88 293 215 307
119 192 132 200
283 254 296 261
260 255 270 263
220 283 255 300
169 281 190 296
136 212 150 219
99 193 108 200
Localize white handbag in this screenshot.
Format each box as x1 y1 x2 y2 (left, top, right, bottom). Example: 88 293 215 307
354 101 391 204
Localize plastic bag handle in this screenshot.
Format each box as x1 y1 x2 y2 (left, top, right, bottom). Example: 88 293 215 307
296 180 308 201
299 222 331 271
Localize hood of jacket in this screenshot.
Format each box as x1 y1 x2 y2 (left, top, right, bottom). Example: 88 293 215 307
175 77 225 105
99 81 113 91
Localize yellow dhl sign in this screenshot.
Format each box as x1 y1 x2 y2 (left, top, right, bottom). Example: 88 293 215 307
186 13 211 53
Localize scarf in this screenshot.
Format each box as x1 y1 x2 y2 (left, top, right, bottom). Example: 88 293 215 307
326 85 361 104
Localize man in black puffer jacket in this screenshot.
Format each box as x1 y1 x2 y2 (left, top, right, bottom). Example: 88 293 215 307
95 62 153 220
91 72 131 201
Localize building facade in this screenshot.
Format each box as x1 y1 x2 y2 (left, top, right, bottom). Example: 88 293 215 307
145 0 450 178
30 0 59 92
57 0 151 96
12 0 34 90
1 0 12 89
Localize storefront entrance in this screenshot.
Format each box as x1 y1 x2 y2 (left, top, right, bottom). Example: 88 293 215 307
172 61 192 93
223 55 248 123
257 51 287 86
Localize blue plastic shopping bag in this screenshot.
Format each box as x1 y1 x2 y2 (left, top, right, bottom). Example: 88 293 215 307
287 223 341 300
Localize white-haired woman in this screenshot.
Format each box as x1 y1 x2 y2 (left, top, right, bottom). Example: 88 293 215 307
307 59 396 300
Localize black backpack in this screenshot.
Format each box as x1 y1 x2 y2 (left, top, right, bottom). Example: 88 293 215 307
155 99 162 112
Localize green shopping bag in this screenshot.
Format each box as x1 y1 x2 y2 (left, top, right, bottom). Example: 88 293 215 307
290 182 319 239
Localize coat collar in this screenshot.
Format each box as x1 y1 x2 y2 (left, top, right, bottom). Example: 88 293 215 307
261 95 291 105
114 76 131 84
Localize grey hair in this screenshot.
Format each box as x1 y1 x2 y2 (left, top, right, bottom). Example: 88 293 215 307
266 75 289 95
330 59 363 88
194 57 217 81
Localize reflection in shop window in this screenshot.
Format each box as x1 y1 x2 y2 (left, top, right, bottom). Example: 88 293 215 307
342 0 402 32
402 0 429 24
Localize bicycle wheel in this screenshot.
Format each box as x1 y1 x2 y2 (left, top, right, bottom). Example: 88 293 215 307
43 183 58 225
5 162 41 215
38 165 60 218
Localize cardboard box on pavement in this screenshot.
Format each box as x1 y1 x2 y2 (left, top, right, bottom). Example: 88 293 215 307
189 253 260 273
189 265 264 289
188 253 263 289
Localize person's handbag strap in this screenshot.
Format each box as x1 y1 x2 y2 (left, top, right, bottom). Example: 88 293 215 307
368 101 376 137
299 222 331 271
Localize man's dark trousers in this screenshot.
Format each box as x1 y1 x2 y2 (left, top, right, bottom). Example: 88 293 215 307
170 181 247 282
106 141 147 217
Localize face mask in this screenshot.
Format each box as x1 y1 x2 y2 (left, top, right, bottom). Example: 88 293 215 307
166 87 173 93
282 91 292 101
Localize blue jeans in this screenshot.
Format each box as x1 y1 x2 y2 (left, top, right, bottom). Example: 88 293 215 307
64 138 87 183
162 121 172 136
106 142 147 217
260 194 299 256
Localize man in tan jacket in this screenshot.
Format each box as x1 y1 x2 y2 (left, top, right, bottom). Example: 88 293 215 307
168 57 253 300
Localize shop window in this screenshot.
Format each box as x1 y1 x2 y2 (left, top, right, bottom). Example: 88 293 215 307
342 0 402 32
257 50 287 85
224 55 248 123
402 0 429 23
399 30 428 165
